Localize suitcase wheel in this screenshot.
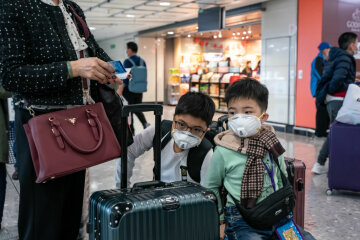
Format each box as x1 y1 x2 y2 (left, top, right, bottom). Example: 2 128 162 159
326 189 333 196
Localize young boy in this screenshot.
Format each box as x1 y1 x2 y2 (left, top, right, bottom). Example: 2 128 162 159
116 92 215 187
205 78 288 239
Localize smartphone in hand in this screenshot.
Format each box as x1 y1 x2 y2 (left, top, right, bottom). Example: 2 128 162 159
108 60 129 79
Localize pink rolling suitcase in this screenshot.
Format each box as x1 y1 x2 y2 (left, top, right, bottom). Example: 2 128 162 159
285 158 306 228
327 122 360 195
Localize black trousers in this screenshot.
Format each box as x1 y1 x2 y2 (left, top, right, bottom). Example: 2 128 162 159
16 108 85 240
315 101 330 137
123 86 148 133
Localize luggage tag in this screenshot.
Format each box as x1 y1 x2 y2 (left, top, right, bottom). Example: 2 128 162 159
180 165 188 181
108 60 130 79
275 220 304 240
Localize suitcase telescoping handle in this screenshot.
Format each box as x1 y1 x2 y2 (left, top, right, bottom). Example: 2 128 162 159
132 180 166 191
120 104 163 189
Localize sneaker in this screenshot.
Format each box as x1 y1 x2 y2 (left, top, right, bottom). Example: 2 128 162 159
311 162 327 174
12 171 19 180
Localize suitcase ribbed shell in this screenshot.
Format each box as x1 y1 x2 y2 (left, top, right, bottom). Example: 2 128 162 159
88 182 219 240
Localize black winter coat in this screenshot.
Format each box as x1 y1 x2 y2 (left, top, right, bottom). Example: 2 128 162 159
0 0 111 106
316 47 356 105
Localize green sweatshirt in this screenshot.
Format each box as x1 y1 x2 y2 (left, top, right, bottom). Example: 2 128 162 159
205 129 288 220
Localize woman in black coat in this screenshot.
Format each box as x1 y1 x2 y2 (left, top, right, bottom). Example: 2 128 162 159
0 0 121 239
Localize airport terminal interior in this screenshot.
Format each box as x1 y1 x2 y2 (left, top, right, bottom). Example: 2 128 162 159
1 0 360 239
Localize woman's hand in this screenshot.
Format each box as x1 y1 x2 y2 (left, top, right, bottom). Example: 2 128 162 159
220 223 226 240
70 58 121 84
116 81 125 96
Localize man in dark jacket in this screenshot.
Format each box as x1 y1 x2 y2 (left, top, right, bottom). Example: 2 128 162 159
313 32 358 174
311 42 331 137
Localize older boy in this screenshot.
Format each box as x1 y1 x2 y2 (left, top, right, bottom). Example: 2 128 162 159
116 92 215 187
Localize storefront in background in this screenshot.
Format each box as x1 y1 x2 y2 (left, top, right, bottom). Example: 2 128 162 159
128 0 299 128
167 24 261 112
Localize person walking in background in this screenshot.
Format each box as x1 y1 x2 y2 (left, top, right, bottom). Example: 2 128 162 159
313 32 358 174
0 86 12 230
254 60 261 76
311 42 331 137
123 42 149 134
241 61 253 77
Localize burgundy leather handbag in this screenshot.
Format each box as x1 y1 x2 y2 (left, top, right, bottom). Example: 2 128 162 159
23 103 121 183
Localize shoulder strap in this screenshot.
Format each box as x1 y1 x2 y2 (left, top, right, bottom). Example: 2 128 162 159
269 154 290 187
153 120 173 180
139 57 145 67
187 138 213 183
127 58 136 68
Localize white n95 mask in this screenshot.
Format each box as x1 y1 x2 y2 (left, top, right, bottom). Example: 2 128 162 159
228 113 264 138
172 129 201 150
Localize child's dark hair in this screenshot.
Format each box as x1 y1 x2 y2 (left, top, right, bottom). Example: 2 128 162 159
175 92 215 126
225 78 269 111
126 42 138 53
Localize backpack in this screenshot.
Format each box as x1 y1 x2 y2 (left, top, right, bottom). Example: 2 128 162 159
152 120 213 183
128 57 147 93
205 115 228 148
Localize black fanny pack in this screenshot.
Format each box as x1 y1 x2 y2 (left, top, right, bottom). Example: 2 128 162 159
229 156 295 231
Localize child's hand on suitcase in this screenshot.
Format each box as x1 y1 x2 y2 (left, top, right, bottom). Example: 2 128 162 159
220 223 226 240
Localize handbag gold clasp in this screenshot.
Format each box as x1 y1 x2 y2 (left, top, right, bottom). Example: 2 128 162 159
26 106 36 117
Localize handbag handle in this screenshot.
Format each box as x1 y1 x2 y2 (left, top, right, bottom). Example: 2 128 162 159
49 109 104 153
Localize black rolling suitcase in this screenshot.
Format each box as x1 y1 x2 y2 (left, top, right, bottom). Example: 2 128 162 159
87 104 219 240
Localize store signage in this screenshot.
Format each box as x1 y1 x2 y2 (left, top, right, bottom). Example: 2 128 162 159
346 8 360 32
204 41 224 53
198 7 225 32
289 24 297 36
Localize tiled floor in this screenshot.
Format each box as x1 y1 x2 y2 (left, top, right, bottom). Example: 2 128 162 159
1 106 359 240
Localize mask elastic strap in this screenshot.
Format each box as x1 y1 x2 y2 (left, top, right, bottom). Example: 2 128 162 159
257 112 265 121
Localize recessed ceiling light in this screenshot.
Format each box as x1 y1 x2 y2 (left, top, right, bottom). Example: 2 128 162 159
242 37 245 40
167 31 174 35
188 34 191 38
237 32 240 35
243 31 246 34
89 26 96 31
214 35 217 39
232 33 235 36
246 36 249 39
248 30 252 34
160 2 171 6
126 14 135 18
196 27 199 30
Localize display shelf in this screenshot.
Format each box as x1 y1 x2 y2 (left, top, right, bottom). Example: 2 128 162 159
168 69 181 105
